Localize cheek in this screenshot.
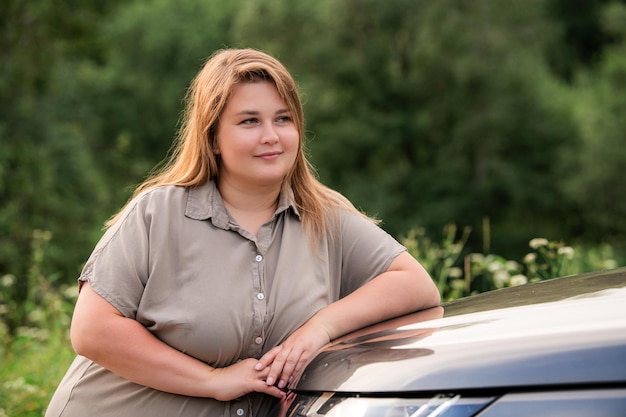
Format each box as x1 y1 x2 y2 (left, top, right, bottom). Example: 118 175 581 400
285 130 301 153
218 132 255 157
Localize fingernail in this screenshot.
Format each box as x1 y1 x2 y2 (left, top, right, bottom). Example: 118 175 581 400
288 376 293 383
278 380 286 389
266 377 274 386
255 363 263 371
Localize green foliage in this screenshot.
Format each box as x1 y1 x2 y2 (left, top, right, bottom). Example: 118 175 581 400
1 230 77 417
0 0 118 332
1 1 626 393
79 0 247 184
401 224 471 299
232 0 583 253
561 1 626 243
0 328 75 417
403 225 623 302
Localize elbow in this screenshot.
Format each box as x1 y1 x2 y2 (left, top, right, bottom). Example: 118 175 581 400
70 307 115 362
428 284 441 307
415 280 440 311
70 318 96 358
69 281 122 361
415 268 441 309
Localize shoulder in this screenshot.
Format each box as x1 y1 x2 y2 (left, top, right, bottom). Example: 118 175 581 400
120 184 190 222
134 184 189 203
134 184 188 207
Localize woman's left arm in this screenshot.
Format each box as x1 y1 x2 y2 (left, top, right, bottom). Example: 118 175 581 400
257 251 440 389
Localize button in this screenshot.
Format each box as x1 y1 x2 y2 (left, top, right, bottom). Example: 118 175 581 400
256 293 265 300
255 337 263 345
236 408 245 416
255 254 263 262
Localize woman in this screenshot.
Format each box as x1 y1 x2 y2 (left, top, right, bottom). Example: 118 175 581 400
45 48 440 417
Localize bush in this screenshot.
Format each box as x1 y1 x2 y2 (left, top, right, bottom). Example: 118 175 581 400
402 224 622 301
0 230 77 417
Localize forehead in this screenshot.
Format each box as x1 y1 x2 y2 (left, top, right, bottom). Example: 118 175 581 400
226 81 286 109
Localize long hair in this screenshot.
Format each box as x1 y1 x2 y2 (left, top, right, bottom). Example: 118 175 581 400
106 48 371 238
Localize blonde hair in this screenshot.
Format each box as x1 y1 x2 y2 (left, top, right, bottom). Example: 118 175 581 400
106 48 371 238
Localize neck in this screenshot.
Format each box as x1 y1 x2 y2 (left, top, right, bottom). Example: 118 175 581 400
217 181 281 211
217 178 282 236
217 177 281 214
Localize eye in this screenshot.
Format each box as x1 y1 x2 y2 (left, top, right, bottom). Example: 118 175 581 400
276 115 292 123
240 118 259 125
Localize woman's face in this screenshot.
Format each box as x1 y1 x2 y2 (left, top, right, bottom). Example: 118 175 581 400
215 81 299 189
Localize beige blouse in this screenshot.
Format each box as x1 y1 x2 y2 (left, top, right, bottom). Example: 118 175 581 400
45 180 406 417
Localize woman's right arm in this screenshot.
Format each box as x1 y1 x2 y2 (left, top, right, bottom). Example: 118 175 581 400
71 282 285 401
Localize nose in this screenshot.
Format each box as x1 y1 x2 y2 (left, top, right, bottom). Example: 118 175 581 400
261 123 279 144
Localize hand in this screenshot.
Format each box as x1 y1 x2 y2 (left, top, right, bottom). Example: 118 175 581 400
208 358 286 401
277 391 297 417
255 319 331 389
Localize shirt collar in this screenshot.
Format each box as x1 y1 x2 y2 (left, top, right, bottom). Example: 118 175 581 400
185 179 301 227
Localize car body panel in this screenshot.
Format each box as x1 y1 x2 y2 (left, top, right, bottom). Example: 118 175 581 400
292 268 626 393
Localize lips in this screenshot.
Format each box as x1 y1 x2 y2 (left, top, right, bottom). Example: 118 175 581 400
257 151 282 158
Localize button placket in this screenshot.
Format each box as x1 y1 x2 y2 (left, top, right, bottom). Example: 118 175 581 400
250 246 267 356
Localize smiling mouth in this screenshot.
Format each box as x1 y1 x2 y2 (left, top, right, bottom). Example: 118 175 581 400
257 151 282 158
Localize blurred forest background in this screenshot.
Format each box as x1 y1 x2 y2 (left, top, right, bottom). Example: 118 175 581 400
2 0 626 331
1 0 626 413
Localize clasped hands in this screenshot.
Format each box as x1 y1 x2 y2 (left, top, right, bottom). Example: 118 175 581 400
208 318 331 401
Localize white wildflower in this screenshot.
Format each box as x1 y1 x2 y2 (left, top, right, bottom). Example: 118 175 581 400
505 260 520 271
523 253 537 263
557 246 575 259
493 269 510 288
487 262 503 273
469 253 485 263
529 238 549 249
448 267 463 278
3 377 38 394
510 275 528 287
0 274 15 287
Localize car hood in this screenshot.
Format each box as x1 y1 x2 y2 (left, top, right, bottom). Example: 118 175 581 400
292 268 626 393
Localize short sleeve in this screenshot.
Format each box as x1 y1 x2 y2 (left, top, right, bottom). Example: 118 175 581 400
337 210 407 297
78 196 151 319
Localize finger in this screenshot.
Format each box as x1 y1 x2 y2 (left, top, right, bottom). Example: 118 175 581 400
278 350 311 389
265 346 294 386
255 381 287 399
269 345 308 388
277 354 299 388
255 345 282 371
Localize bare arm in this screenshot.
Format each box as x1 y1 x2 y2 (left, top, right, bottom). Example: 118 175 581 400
71 282 285 401
257 251 440 388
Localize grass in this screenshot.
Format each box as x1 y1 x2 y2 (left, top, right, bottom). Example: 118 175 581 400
1 328 75 417
1 230 78 417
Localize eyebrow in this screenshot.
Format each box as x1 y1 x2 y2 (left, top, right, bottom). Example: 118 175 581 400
234 109 291 116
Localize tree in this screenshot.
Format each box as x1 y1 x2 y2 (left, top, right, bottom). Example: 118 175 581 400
0 0 119 331
563 1 626 244
233 0 579 255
